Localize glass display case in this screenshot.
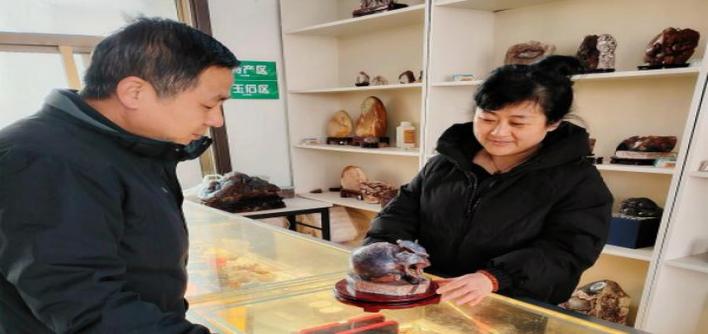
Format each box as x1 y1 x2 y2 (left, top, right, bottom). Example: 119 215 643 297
183 202 350 304
187 287 640 334
183 202 641 333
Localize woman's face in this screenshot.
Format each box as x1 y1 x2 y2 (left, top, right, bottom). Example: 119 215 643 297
473 101 559 157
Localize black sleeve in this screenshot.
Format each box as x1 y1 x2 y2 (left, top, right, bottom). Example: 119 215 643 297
363 160 429 245
486 169 613 303
0 150 209 334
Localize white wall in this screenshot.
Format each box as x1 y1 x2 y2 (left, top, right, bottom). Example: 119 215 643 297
208 0 293 187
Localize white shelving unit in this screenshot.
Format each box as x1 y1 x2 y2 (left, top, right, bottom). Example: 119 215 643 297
281 0 708 331
689 171 708 178
290 83 423 94
299 192 382 213
664 253 708 274
294 144 420 157
595 164 674 175
602 245 654 262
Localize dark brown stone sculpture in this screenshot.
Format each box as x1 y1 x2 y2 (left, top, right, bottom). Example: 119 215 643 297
504 41 556 65
398 70 416 84
577 35 600 71
355 71 370 87
353 0 408 17
347 240 431 296
642 27 700 68
617 136 677 153
198 172 285 213
619 198 662 218
560 280 631 325
360 181 397 204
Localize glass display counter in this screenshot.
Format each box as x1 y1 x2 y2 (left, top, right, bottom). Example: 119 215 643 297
187 287 642 334
183 202 642 334
183 201 350 304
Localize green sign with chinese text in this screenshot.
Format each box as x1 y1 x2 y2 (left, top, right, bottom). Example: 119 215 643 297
231 60 279 99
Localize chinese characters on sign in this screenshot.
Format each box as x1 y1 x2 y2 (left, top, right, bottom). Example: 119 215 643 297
231 60 279 99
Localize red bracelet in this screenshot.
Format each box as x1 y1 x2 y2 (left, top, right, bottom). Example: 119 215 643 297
477 270 499 292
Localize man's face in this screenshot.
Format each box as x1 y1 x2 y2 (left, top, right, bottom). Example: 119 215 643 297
473 101 557 157
133 66 233 145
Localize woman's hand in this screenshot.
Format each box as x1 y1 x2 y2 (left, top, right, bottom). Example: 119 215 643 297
436 272 494 306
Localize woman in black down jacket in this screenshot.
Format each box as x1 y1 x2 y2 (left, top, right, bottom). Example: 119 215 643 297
365 56 612 306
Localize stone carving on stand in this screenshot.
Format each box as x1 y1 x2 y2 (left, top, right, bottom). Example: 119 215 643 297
577 34 616 73
327 110 354 138
355 96 388 138
355 71 371 87
639 27 700 70
504 40 556 65
360 181 398 205
597 34 617 72
371 75 389 86
340 166 368 199
560 280 631 325
398 70 416 84
347 240 431 296
353 0 408 17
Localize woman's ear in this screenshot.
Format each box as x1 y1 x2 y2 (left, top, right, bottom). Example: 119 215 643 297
546 121 561 132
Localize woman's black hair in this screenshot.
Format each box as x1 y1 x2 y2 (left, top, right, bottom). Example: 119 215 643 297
474 55 584 124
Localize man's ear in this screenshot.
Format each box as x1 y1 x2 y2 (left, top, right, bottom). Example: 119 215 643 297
115 76 147 109
547 120 561 132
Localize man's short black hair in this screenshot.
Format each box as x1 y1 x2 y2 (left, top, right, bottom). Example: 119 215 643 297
81 17 239 99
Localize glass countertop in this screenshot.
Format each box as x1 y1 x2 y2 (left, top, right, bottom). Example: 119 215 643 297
183 201 351 304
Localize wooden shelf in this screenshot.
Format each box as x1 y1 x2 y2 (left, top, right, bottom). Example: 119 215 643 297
431 67 700 88
602 245 654 261
286 4 425 37
299 192 382 213
294 144 420 157
436 0 561 11
595 164 674 175
689 171 708 178
665 253 708 274
290 83 423 94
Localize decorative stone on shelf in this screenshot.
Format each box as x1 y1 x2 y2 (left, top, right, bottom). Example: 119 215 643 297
398 70 416 84
504 40 556 65
619 197 662 218
327 110 354 138
355 71 371 87
340 166 368 199
560 280 631 325
577 34 617 73
360 181 397 205
352 0 408 18
639 27 700 70
699 160 708 172
355 96 387 138
371 75 389 86
347 240 431 296
611 136 677 165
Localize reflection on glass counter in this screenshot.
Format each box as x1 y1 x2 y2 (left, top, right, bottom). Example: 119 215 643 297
183 202 350 303
187 287 634 334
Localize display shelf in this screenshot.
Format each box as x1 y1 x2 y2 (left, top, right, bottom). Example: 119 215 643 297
689 171 708 178
595 164 674 175
572 67 700 82
435 0 561 11
602 245 654 262
289 83 423 94
285 4 425 37
430 67 700 88
299 192 382 213
664 252 708 274
294 144 419 157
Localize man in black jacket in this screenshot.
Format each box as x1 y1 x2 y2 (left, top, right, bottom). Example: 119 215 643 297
0 18 238 333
